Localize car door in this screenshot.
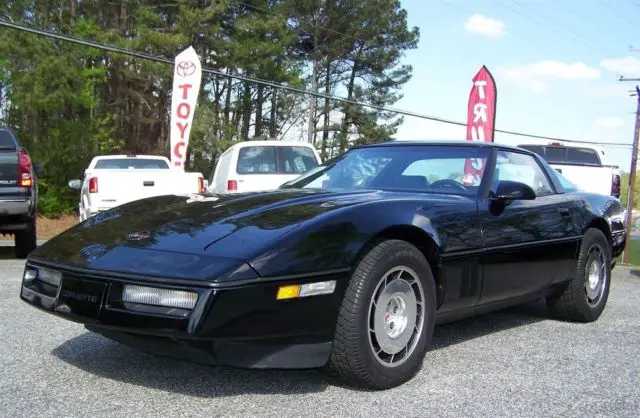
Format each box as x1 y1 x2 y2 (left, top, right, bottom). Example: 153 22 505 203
478 148 579 305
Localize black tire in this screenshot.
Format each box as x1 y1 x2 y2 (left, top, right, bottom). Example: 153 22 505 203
326 239 437 390
14 218 37 259
546 228 612 322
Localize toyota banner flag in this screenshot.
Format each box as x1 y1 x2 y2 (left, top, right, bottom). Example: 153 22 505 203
463 65 497 185
170 46 202 169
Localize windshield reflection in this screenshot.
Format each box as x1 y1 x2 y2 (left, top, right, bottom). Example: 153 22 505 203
281 144 492 196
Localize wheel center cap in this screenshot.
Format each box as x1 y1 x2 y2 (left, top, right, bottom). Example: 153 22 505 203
384 296 408 339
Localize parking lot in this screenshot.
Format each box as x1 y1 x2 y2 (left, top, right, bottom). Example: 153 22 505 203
1 245 639 417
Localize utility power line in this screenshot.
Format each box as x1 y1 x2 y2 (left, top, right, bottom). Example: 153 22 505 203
493 0 626 58
0 19 632 148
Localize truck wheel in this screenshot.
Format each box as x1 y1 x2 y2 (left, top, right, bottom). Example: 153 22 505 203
14 218 37 259
326 239 436 390
546 228 612 322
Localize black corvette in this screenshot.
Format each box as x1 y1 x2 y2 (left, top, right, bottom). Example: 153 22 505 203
20 140 626 390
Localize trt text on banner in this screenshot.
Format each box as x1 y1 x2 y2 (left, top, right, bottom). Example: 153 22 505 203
463 65 497 185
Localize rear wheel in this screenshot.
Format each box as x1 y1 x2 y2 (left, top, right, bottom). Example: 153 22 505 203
546 228 611 322
326 239 436 390
14 218 37 259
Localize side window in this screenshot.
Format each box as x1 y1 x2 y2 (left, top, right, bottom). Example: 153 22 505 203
236 146 277 174
493 150 555 197
279 146 320 174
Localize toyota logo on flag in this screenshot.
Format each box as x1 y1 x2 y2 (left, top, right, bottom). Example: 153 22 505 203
176 61 196 77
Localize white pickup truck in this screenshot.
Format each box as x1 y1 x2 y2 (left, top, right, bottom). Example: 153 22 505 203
68 154 205 221
517 142 621 199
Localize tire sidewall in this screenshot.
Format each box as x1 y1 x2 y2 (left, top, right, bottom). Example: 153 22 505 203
575 229 612 320
354 241 436 386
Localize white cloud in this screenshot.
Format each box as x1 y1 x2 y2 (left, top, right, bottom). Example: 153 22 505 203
601 56 640 77
499 60 601 92
594 116 624 128
464 14 507 39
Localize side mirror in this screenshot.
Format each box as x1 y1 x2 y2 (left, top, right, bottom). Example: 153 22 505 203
490 180 536 201
34 163 43 174
68 179 82 190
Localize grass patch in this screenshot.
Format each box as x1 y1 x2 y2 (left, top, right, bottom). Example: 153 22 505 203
620 238 640 267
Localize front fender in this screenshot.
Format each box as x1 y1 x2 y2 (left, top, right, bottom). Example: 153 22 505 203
243 198 481 277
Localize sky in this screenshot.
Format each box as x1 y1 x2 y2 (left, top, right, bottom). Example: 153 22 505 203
393 0 640 171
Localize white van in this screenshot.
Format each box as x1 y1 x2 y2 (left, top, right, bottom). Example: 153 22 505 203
208 140 322 194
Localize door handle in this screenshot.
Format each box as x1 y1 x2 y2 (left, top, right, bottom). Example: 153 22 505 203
558 207 571 217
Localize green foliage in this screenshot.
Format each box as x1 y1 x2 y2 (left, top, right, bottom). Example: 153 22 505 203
0 0 418 217
619 171 639 209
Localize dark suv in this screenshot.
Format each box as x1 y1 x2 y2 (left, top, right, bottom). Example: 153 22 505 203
0 127 41 258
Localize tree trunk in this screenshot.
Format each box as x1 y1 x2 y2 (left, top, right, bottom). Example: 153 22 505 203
69 0 76 25
255 84 264 138
338 60 358 152
223 69 232 124
240 82 251 140
307 58 318 144
321 62 331 159
269 87 277 138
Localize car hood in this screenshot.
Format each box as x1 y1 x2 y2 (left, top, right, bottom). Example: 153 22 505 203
29 188 470 281
28 189 388 279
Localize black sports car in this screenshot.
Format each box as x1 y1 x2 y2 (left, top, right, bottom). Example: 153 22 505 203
20 140 626 390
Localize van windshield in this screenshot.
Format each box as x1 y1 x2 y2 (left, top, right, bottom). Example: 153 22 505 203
236 145 319 174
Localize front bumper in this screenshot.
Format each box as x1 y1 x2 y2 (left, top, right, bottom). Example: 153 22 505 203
20 260 350 369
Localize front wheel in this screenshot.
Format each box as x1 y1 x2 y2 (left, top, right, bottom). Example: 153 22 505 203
546 228 612 322
326 239 436 390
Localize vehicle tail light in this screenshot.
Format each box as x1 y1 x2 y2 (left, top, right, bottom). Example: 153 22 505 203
198 176 205 193
227 180 237 191
89 177 98 193
18 150 33 187
611 174 620 198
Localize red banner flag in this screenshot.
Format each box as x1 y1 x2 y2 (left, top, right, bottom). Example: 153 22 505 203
463 65 497 185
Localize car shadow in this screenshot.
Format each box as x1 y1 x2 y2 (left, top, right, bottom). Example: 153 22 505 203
430 299 549 351
51 300 550 395
51 332 330 397
0 245 16 260
629 269 640 279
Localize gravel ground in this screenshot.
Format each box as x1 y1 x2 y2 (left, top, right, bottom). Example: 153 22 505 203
1 246 639 417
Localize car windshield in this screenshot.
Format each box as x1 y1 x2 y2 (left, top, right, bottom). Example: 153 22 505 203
281 144 492 196
95 158 169 169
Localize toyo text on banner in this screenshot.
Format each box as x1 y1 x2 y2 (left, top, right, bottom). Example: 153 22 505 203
463 65 497 185
169 46 202 169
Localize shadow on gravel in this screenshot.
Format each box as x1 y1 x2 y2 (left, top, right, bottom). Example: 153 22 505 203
51 300 549 395
629 269 640 279
51 331 330 397
0 245 17 260
431 299 549 351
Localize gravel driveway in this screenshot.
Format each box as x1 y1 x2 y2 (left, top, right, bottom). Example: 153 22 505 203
1 246 639 417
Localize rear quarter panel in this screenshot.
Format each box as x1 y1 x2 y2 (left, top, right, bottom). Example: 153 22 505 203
564 191 626 258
